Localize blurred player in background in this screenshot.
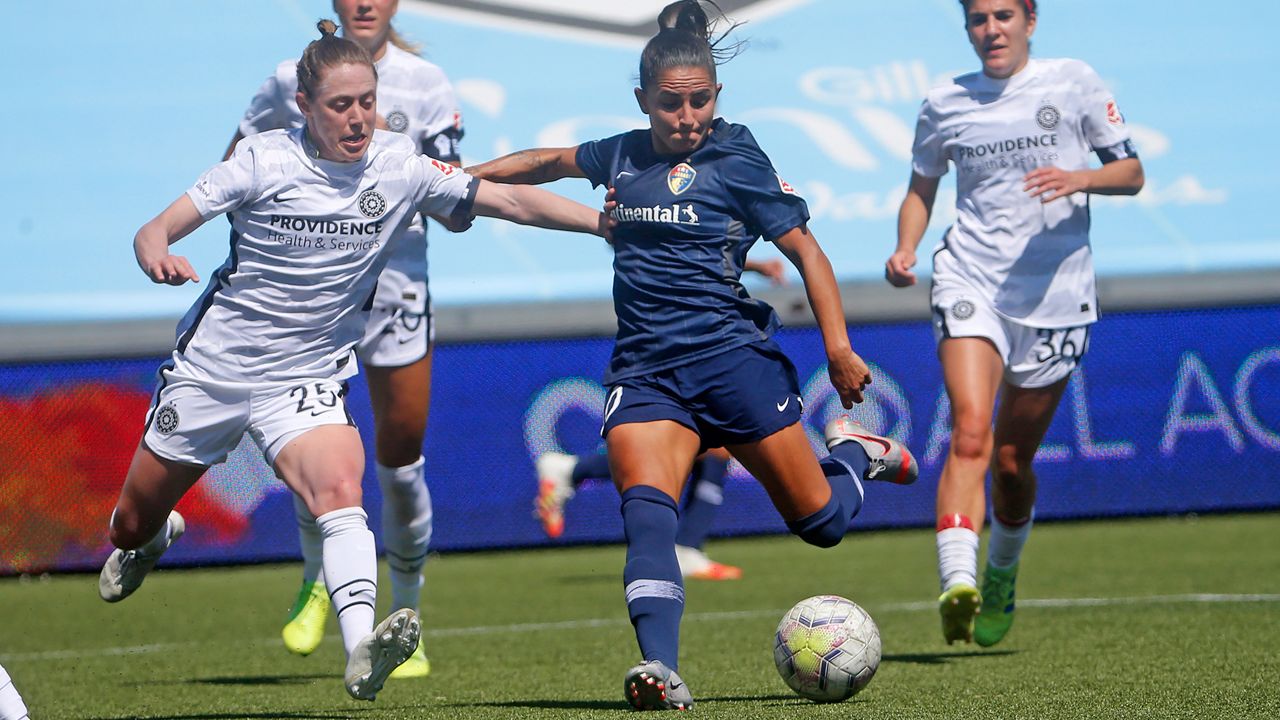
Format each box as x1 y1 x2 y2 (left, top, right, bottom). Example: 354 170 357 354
225 0 463 676
0 664 28 720
536 261 787 581
98 20 606 701
468 1 917 708
885 0 1144 646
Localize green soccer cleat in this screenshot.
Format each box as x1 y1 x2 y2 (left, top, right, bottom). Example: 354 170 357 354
974 562 1018 647
938 584 981 644
282 579 330 656
389 636 431 679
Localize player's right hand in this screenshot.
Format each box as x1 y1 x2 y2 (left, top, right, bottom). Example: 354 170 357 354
828 348 872 407
143 255 200 285
884 250 917 287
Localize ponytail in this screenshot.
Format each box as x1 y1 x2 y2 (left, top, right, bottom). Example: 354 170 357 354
296 19 377 99
640 0 745 90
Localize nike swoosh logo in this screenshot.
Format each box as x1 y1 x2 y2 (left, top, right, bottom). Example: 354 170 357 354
272 191 298 203
776 398 791 412
615 171 634 180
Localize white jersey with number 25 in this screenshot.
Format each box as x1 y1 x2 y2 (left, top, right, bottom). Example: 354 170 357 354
912 58 1136 328
175 127 475 384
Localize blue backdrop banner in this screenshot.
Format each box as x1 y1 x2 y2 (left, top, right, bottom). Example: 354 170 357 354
1 304 1277 573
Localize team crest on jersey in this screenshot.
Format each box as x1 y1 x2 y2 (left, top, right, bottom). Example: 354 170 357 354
358 189 388 219
385 110 409 133
668 163 696 196
154 403 180 435
776 174 799 196
1036 103 1061 130
951 299 976 321
1106 100 1124 125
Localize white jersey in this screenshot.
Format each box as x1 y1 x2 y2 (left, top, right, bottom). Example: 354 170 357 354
238 43 464 313
175 128 476 384
912 58 1136 327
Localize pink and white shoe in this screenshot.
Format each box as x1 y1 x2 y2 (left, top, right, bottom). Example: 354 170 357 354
824 417 919 485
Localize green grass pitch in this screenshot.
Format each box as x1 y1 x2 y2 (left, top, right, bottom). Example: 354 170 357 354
2 513 1277 719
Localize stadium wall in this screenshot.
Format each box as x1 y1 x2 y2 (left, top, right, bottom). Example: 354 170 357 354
2 273 1279 574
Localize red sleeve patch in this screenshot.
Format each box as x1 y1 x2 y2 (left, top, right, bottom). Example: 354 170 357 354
430 158 456 175
776 174 798 196
1106 100 1124 126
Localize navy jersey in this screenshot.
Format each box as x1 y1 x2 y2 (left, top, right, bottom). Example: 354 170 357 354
576 119 809 383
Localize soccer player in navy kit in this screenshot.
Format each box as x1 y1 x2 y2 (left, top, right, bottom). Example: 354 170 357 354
226 0 464 676
886 0 1144 646
97 20 606 702
467 1 917 709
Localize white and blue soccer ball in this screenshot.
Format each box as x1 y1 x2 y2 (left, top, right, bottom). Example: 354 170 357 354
773 594 881 702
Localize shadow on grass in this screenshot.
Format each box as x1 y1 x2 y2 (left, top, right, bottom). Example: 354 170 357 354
186 673 332 686
883 649 1018 665
554 573 621 586
472 693 824 711
86 707 355 712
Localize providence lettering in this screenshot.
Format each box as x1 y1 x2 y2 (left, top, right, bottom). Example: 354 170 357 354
267 216 384 235
957 134 1058 159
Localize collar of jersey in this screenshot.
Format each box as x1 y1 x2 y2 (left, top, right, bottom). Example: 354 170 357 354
973 57 1039 95
296 126 370 176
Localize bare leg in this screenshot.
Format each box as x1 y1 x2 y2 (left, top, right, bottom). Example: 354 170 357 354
990 377 1068 524
936 338 1004 532
108 443 206 550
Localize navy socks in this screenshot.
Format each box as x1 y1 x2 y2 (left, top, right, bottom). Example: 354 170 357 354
620 485 684 669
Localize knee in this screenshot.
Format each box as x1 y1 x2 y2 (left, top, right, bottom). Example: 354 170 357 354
991 442 1032 484
787 501 848 549
306 479 363 517
950 416 993 463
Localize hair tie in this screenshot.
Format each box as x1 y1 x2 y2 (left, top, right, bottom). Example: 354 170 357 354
1024 0 1034 14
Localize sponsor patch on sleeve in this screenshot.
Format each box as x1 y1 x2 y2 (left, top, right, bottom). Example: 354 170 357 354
430 158 457 175
776 174 798 196
1105 99 1124 125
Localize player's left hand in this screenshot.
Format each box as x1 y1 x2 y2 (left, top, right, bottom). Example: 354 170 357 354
828 348 872 407
1023 166 1088 203
601 186 619 244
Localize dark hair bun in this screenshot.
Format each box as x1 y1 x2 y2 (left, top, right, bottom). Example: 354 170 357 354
657 0 710 39
317 18 339 37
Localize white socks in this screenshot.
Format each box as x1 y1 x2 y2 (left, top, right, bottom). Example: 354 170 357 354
293 494 326 588
377 457 433 613
937 524 980 592
988 510 1034 569
0 663 29 720
317 507 377 658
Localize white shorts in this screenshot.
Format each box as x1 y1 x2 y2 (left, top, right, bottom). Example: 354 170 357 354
143 373 354 468
356 275 433 368
931 279 1091 389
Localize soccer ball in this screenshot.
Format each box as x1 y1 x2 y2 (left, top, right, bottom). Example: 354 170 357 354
773 594 881 702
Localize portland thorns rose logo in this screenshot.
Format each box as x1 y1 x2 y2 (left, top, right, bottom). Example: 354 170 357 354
154 403 180 435
1036 104 1061 131
951 299 976 321
385 110 409 133
358 189 388 219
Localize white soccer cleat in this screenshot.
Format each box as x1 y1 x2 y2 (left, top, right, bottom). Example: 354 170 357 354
345 608 421 701
534 451 577 538
99 511 186 603
824 417 919 485
624 660 694 711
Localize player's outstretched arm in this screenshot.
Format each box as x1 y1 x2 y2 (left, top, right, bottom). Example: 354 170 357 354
133 194 205 286
1023 157 1144 204
887 171 940 288
774 224 869 408
465 147 586 185
471 180 608 238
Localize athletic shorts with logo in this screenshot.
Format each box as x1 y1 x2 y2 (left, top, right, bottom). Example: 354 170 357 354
601 339 804 450
143 369 354 467
932 273 1091 389
357 265 434 368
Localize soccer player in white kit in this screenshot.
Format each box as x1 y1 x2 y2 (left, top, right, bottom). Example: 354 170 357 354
97 20 606 702
884 0 1144 646
224 0 461 676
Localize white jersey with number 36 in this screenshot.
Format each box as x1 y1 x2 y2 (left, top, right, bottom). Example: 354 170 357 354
913 58 1136 328
175 128 475 384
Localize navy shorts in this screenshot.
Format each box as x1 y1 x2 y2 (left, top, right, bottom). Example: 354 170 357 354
601 339 804 450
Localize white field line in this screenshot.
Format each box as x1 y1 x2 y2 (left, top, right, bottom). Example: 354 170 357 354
3 593 1276 663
